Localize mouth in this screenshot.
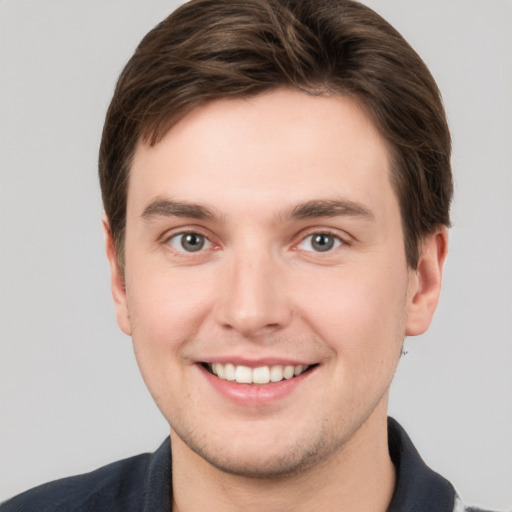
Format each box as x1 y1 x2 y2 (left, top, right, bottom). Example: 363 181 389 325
201 362 317 385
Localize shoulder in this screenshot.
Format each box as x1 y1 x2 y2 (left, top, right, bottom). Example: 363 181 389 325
454 493 501 512
0 445 165 512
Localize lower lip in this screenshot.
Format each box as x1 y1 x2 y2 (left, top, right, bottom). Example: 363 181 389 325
199 365 316 405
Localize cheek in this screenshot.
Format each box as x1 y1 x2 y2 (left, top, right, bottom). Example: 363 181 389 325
123 269 211 408
125 267 212 355
297 263 408 359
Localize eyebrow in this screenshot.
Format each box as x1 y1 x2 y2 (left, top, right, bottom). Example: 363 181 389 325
141 198 216 221
140 197 374 223
286 199 374 221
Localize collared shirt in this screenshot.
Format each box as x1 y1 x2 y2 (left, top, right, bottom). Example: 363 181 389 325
0 418 493 512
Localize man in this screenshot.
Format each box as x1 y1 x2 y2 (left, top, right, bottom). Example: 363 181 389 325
0 0 501 511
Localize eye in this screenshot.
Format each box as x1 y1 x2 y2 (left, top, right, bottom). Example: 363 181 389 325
167 232 211 253
298 233 343 253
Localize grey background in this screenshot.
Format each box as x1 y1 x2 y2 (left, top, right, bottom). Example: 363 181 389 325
0 0 511 509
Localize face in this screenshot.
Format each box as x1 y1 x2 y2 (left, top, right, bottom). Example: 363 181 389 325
106 88 445 477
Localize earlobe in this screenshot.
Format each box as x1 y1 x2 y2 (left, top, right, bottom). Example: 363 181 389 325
405 227 448 336
102 214 132 336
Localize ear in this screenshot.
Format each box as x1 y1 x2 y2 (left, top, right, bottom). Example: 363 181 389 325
102 213 132 336
405 227 448 336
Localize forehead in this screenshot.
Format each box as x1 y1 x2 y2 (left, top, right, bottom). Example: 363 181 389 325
128 88 395 221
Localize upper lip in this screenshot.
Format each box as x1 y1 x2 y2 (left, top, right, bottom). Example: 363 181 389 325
198 357 316 368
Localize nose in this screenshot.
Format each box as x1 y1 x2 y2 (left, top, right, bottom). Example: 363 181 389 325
214 249 292 339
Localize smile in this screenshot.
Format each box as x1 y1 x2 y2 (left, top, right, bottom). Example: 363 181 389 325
204 363 313 384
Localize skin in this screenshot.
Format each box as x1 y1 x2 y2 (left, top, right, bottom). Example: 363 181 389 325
105 88 447 512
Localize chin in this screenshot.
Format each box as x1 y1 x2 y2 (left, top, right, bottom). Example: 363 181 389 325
193 441 326 479
171 417 337 479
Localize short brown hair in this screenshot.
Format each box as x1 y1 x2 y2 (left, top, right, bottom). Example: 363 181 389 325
99 0 452 269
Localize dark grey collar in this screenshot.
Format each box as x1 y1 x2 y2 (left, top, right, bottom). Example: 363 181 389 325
143 418 456 512
387 417 455 511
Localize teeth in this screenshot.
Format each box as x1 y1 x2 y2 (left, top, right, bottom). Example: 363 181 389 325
225 363 236 381
235 365 252 384
208 363 310 384
283 365 294 379
216 363 226 379
270 365 283 382
252 366 270 384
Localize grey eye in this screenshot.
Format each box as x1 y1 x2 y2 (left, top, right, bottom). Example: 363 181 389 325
168 233 209 252
311 234 335 252
298 233 342 252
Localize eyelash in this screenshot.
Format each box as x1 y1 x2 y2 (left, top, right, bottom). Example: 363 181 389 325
163 228 347 255
296 231 345 253
165 230 214 254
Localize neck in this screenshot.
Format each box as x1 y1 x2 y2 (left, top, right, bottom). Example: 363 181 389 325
171 406 395 512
